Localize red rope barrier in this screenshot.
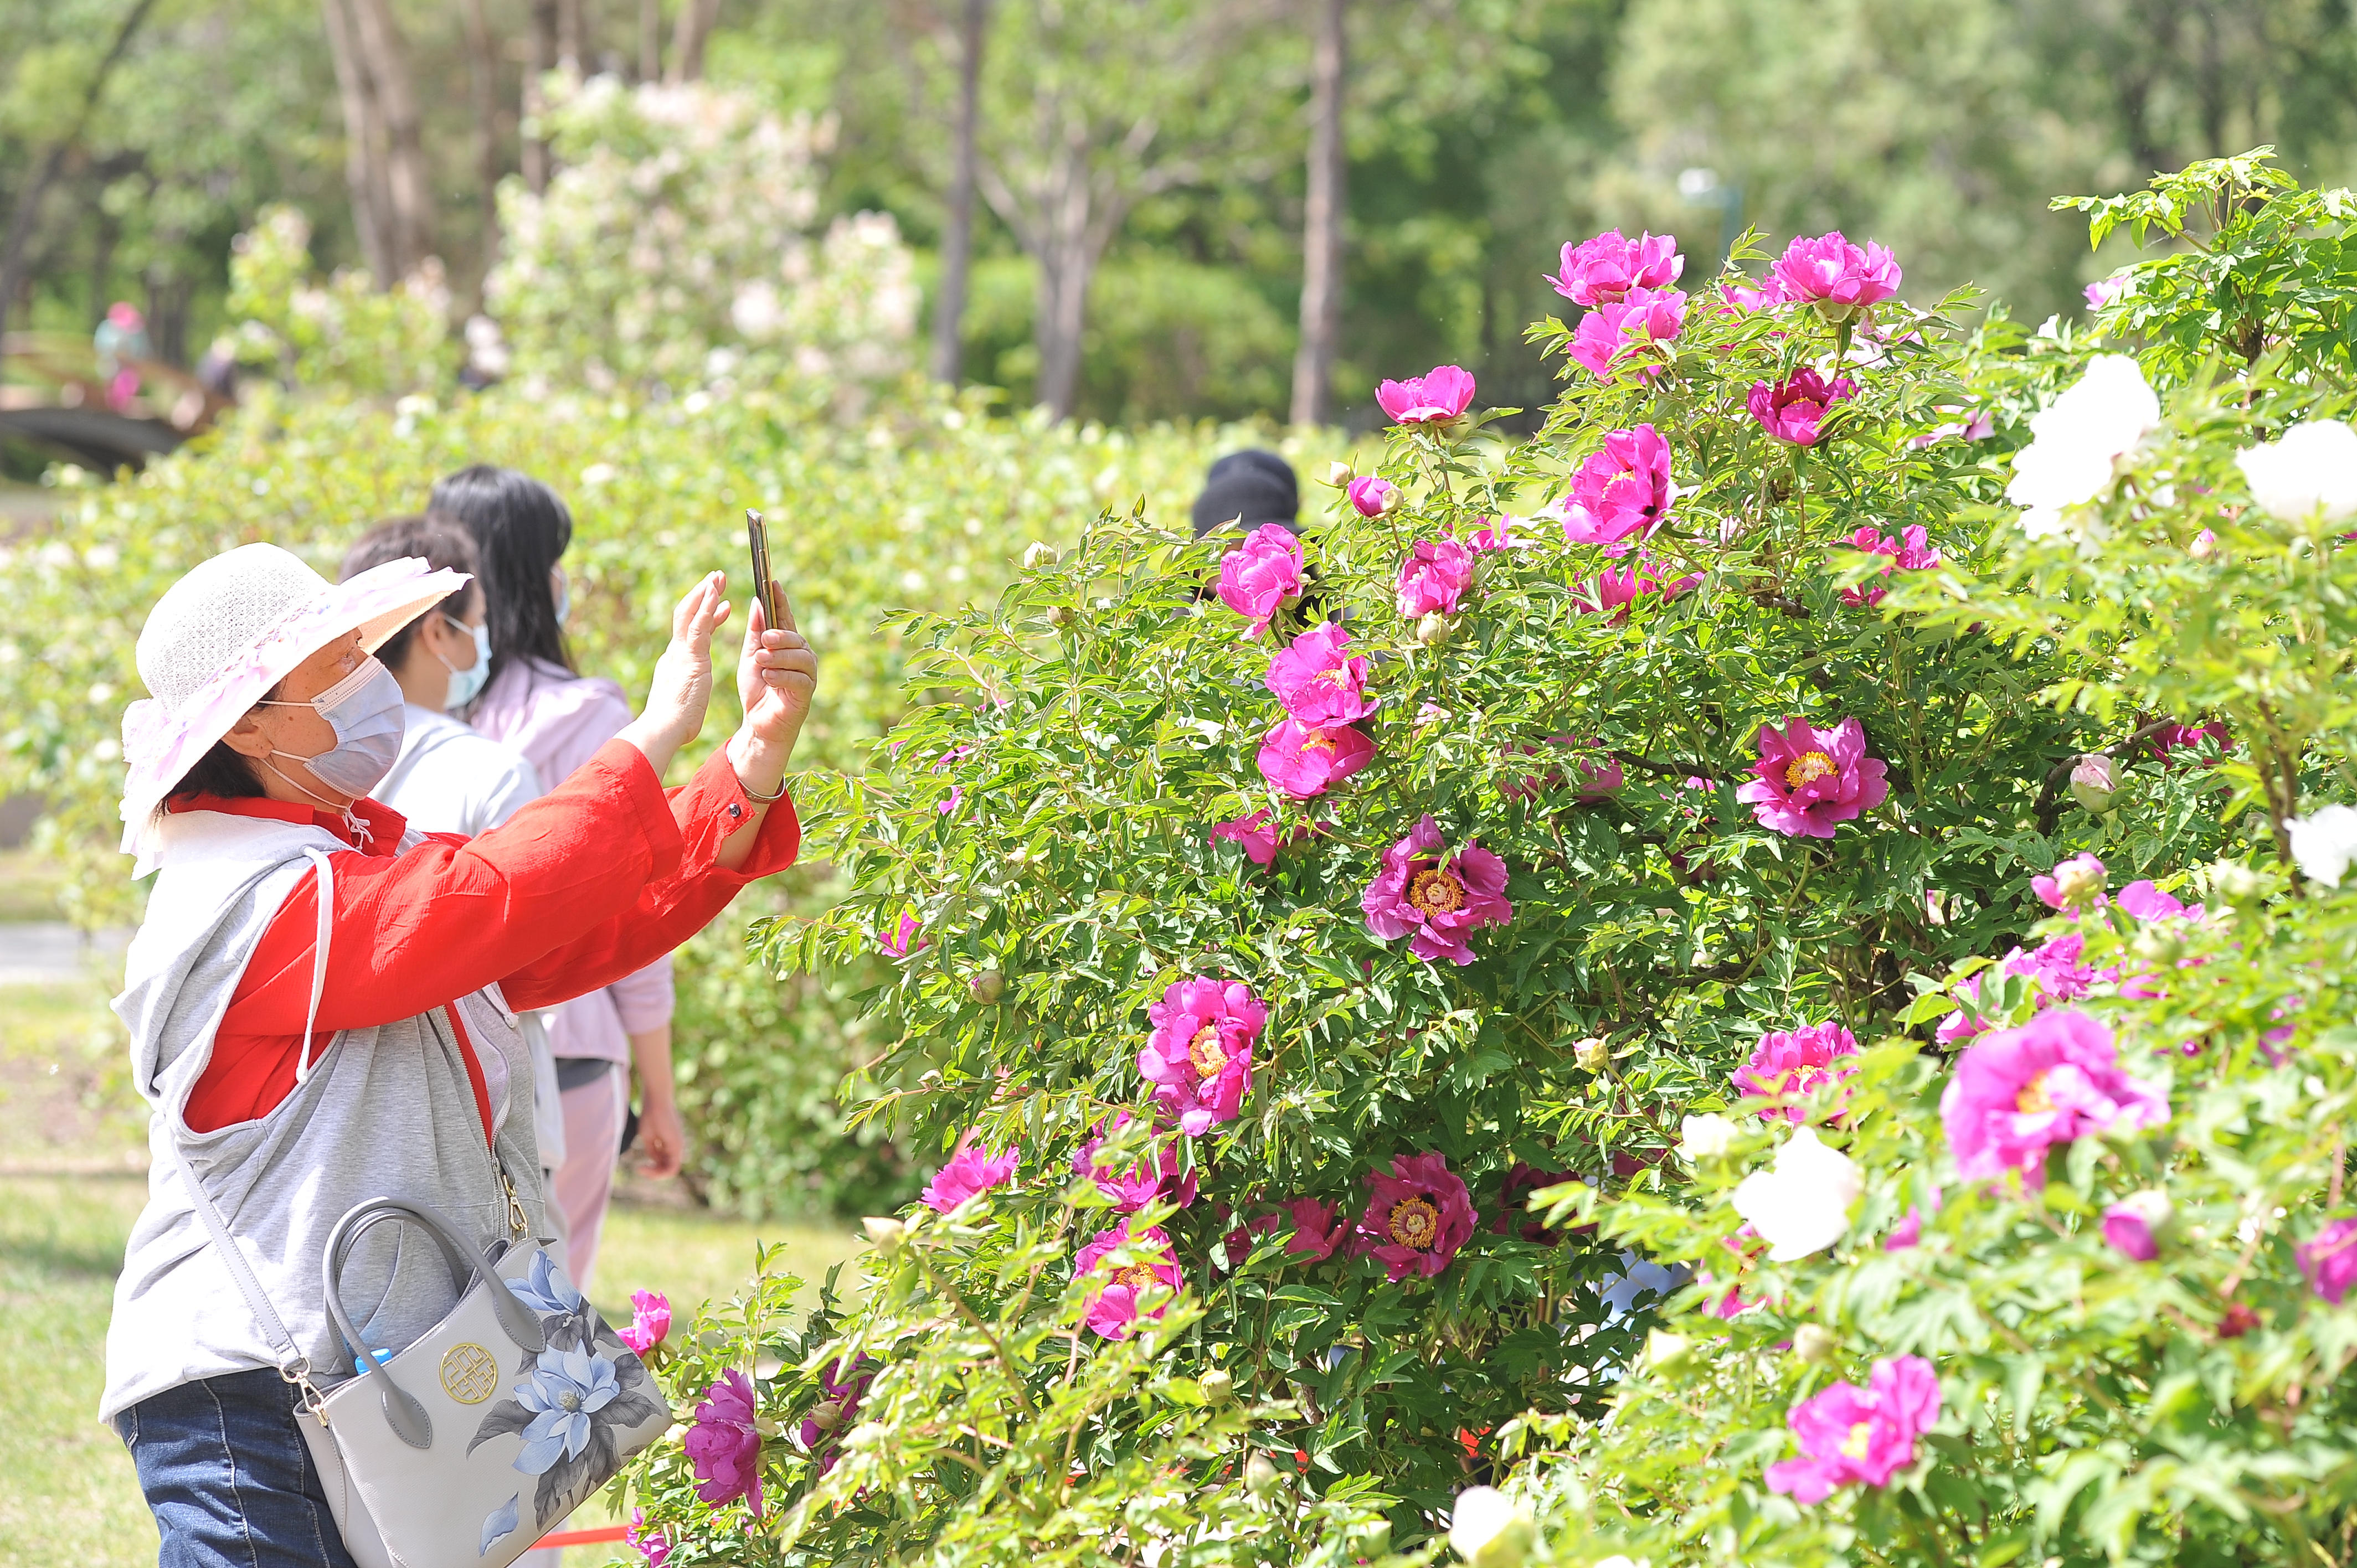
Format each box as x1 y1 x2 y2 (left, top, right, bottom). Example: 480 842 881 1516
534 1524 632 1548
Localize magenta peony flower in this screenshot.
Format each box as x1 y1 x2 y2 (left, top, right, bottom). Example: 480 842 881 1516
1076 1223 1185 1339
879 911 925 957
1763 1355 1941 1504
1073 1113 1198 1212
1769 231 1902 316
2032 853 2109 911
1839 525 1940 607
1735 1023 1861 1123
1885 1207 1926 1252
1736 716 1890 839
1396 537 1476 617
1361 813 1514 965
1283 1196 1347 1261
1265 621 1376 726
2299 1218 2357 1304
2101 1192 2170 1262
1216 523 1305 637
1376 364 1476 424
626 1509 670 1568
1257 716 1376 799
1139 976 1265 1135
618 1288 671 1356
1548 229 1684 307
1464 516 1518 552
1748 367 1858 446
796 1358 871 1474
1558 424 1675 551
1578 558 1700 616
1346 474 1399 516
685 1368 764 1514
2118 880 2204 922
1719 277 1784 314
2085 276 2128 309
1353 1152 1479 1281
1497 737 1619 802
1209 809 1303 866
921 1135 1021 1212
2153 721 2230 764
1940 1008 2168 1187
1491 1161 1581 1243
1568 287 1687 379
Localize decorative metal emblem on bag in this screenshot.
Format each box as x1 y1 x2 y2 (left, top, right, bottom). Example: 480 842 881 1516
440 1343 500 1404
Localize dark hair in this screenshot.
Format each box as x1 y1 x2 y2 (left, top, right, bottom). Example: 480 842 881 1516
162 678 284 804
1190 449 1299 539
428 465 575 692
338 513 478 669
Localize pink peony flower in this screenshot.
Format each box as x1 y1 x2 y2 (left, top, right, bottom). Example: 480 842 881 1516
1736 716 1890 839
1735 1023 1861 1123
1940 1008 2169 1187
1748 367 1858 446
1073 1113 1198 1211
1361 813 1514 964
938 785 964 817
1769 231 1902 316
922 1136 1021 1212
2033 853 2109 911
2299 1218 2357 1304
2118 880 2203 923
1718 277 1784 314
1464 516 1518 552
619 1288 671 1356
1257 717 1376 799
685 1368 764 1514
1396 537 1476 617
1491 1161 1581 1242
1376 364 1476 424
1346 474 1399 517
1763 1355 1941 1504
2153 722 2230 764
1557 424 1675 551
1578 557 1700 616
1497 737 1619 802
1885 1206 1927 1251
797 1358 871 1474
1568 288 1687 379
1283 1196 1347 1261
1548 229 1685 307
878 911 926 958
626 1509 670 1568
1839 525 1940 607
1220 1209 1280 1267
2085 276 2128 309
2101 1192 2170 1262
1139 976 1265 1135
1353 1152 1479 1280
1265 621 1376 726
1076 1223 1185 1339
1216 523 1305 637
1209 809 1304 866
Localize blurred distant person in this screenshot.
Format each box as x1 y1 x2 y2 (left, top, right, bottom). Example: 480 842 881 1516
195 333 240 401
431 464 685 1298
1190 448 1299 539
94 301 150 412
337 515 568 1232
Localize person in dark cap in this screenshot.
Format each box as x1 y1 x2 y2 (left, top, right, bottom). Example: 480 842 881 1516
1191 448 1300 538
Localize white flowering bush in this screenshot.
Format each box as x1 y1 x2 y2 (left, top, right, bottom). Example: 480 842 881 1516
487 76 919 400
224 205 451 396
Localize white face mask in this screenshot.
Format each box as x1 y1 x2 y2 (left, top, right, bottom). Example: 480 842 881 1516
436 612 494 710
256 656 405 801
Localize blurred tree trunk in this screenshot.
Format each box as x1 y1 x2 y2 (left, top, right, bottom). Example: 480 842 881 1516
523 0 557 193
321 0 392 281
460 0 503 297
1289 0 1345 427
348 0 435 277
558 0 587 72
640 0 663 80
669 0 720 82
930 0 989 384
0 0 161 334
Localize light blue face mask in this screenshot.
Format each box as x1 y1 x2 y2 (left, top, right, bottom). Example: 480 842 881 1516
256 656 405 801
436 611 493 710
552 572 571 629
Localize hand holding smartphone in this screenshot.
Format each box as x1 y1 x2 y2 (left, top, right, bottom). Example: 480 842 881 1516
744 508 794 633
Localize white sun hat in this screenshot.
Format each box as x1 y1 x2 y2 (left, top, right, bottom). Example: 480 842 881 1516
120 542 469 863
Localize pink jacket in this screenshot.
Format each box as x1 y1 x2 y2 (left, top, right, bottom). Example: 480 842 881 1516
470 655 675 1064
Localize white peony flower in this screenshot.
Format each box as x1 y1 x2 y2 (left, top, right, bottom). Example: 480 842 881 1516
2235 419 2357 524
1731 1126 1862 1261
2006 354 2161 539
2287 804 2357 888
1449 1486 1535 1568
1677 1112 1738 1162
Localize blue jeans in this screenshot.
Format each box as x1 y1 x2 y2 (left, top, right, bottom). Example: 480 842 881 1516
116 1369 359 1568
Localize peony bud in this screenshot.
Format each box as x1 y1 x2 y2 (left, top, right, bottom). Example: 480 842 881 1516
1022 540 1060 570
1200 1367 1234 1404
2210 860 2267 903
1573 1035 1610 1072
1677 1112 1738 1162
1791 1323 1838 1364
1416 611 1451 646
2069 753 2116 815
1243 1453 1282 1497
2189 528 2216 560
1321 460 1354 488
2050 856 2108 909
861 1215 907 1251
968 969 1006 1003
1448 1486 1535 1568
1046 604 1076 627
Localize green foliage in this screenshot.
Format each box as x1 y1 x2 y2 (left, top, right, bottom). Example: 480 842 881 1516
224 206 451 395
0 373 1342 1214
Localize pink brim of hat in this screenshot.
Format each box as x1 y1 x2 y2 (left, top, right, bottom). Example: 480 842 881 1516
119 557 472 839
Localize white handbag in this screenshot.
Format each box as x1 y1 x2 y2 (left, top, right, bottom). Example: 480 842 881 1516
179 1161 670 1568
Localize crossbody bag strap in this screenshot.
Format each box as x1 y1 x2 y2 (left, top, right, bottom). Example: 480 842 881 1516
170 1138 329 1416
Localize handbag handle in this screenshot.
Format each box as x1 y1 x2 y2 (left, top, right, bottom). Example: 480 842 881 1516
321 1198 548 1449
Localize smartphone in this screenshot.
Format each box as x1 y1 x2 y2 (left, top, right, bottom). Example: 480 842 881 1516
744 508 791 632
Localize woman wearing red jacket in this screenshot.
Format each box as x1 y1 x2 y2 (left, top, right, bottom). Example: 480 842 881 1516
101 541 814 1568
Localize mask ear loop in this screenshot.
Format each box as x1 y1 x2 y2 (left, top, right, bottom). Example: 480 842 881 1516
295 847 334 1085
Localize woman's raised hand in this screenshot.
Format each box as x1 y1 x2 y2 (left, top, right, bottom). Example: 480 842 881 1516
726 584 818 801
616 572 730 778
